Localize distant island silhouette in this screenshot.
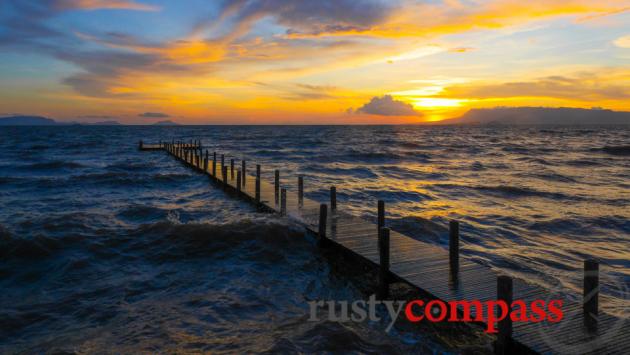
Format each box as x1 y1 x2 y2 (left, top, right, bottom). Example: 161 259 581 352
0 116 57 125
0 116 180 126
446 107 630 125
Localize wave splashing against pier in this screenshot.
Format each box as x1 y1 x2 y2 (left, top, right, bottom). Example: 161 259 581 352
0 125 628 352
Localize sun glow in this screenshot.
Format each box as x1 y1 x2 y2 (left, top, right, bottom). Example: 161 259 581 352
412 98 469 108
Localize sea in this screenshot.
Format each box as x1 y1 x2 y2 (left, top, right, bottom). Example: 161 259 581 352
0 125 628 353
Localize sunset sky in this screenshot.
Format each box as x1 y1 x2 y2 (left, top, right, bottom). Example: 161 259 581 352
1 0 629 124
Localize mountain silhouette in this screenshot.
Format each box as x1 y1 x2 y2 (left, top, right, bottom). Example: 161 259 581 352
447 107 630 125
0 116 58 125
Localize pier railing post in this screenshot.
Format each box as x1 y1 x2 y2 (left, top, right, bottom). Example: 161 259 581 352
298 175 304 207
495 275 513 354
583 259 599 330
255 164 261 202
318 204 328 246
378 227 390 299
221 154 225 172
138 140 143 150
212 152 217 176
222 166 228 189
237 170 242 194
330 186 337 212
281 188 287 215
449 220 460 276
242 160 246 186
377 200 385 232
230 159 235 179
274 169 280 204
204 153 208 172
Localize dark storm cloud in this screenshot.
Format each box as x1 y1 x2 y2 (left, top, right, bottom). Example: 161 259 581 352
355 95 420 116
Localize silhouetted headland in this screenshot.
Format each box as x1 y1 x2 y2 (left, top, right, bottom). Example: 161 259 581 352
447 107 630 125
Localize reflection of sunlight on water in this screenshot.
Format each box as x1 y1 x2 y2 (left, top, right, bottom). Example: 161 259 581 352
258 124 629 318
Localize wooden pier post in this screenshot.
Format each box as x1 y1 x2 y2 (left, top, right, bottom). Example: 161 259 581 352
230 159 235 179
583 259 599 329
203 152 208 172
298 175 304 207
222 166 228 189
450 220 460 276
496 275 513 354
236 170 242 194
318 204 328 242
138 140 143 150
255 164 261 202
221 154 225 171
274 169 280 204
212 152 217 176
378 227 390 299
281 188 287 215
377 200 385 232
330 186 337 212
242 160 246 186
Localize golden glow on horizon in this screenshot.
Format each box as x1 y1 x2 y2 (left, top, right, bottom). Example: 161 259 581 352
412 98 469 108
0 0 629 123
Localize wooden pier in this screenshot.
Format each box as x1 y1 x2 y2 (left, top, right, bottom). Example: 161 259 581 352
140 141 629 354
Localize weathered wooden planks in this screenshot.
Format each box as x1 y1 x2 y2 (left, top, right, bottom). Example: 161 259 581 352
145 142 629 355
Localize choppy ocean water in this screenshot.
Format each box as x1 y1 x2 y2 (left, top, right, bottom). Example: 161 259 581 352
0 125 628 353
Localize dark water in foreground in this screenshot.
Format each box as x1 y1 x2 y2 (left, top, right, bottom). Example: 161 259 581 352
0 125 628 353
